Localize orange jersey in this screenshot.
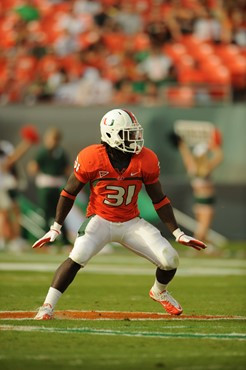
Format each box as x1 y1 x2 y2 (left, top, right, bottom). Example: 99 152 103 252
74 144 160 222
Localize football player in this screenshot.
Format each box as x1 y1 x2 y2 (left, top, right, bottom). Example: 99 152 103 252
33 109 206 320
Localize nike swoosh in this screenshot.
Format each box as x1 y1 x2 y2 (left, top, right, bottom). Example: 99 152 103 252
131 172 139 176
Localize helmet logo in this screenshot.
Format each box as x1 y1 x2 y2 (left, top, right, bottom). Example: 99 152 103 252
104 118 114 126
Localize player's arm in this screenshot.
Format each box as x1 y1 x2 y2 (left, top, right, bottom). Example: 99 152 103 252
145 181 178 233
145 181 206 251
55 172 85 225
32 173 85 248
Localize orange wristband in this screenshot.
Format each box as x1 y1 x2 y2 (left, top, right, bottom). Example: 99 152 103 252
60 189 76 201
153 196 170 210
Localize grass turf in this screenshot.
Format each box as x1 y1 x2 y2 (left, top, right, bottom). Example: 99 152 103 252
0 246 246 370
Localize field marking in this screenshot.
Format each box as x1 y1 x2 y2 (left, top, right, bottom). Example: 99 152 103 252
1 324 245 341
2 255 246 267
0 310 245 321
0 262 245 276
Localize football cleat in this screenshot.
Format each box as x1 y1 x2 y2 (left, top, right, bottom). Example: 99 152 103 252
149 288 183 316
34 303 54 320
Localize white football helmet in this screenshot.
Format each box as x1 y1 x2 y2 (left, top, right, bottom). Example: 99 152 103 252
100 109 144 154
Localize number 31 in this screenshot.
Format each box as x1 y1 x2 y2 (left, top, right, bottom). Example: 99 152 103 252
103 185 136 206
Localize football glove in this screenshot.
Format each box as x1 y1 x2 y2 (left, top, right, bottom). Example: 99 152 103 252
173 228 206 251
32 222 62 249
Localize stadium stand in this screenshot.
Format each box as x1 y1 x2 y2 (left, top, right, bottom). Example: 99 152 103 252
0 0 245 106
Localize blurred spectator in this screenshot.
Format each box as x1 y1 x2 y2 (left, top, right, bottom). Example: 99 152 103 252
114 2 143 35
0 125 39 251
141 80 162 106
176 128 223 248
54 29 80 56
138 45 172 86
15 0 40 23
73 0 102 16
93 3 110 27
113 79 140 105
170 0 196 36
0 0 245 105
194 8 222 42
57 6 90 35
230 9 246 47
76 67 113 105
27 127 71 246
145 8 173 46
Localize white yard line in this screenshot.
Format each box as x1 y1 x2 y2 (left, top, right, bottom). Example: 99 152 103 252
0 325 245 341
0 262 245 276
1 255 246 267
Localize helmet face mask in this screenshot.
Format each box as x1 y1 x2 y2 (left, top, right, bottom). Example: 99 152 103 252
100 109 144 154
118 127 144 153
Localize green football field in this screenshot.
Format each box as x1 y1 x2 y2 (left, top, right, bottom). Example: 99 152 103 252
0 242 246 370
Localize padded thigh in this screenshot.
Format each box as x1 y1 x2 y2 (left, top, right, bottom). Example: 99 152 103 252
69 216 110 266
121 218 179 270
69 215 179 270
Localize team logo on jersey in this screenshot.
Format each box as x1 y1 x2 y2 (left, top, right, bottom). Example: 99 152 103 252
99 170 109 178
130 171 139 176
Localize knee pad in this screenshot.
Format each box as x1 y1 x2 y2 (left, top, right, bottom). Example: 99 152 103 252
159 248 179 270
69 236 91 267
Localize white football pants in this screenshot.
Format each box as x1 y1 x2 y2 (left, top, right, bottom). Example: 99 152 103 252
69 215 179 270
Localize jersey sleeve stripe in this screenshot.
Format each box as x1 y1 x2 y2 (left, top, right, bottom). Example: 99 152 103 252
144 179 159 185
60 189 76 200
153 196 171 210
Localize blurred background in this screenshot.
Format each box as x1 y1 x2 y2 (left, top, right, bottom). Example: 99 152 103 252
0 0 245 253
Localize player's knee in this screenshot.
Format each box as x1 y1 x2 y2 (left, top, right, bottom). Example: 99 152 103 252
69 248 89 267
68 252 84 267
69 239 88 267
69 235 98 267
159 249 179 270
168 250 179 269
69 255 85 267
